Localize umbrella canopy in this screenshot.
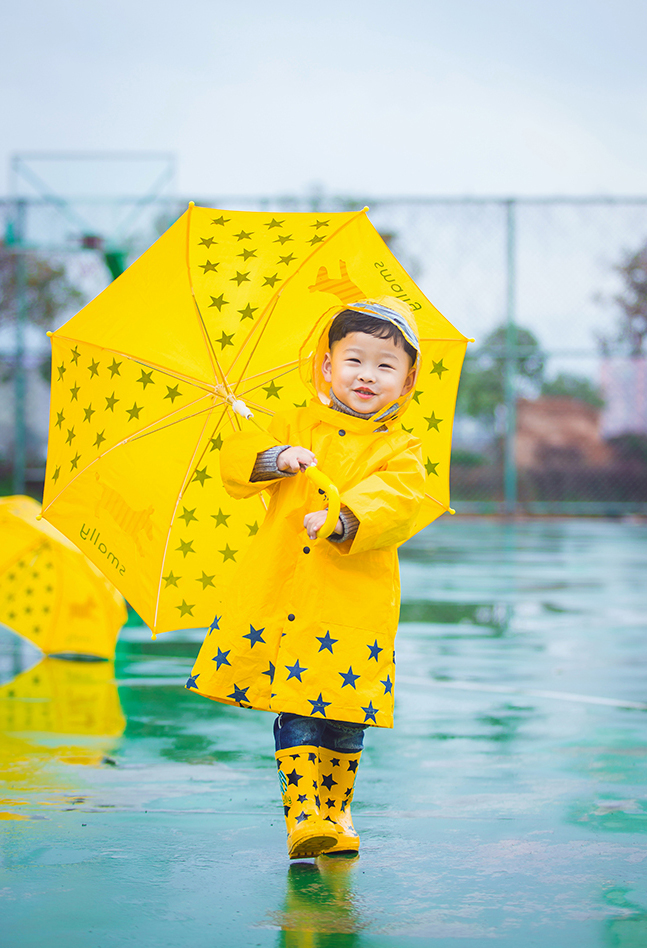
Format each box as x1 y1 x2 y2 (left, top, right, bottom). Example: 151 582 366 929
0 495 126 658
42 206 468 635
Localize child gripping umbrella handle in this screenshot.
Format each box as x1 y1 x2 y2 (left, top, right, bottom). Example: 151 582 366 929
304 466 341 539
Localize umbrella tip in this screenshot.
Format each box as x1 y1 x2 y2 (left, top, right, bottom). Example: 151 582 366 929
35 513 42 521
448 507 456 515
362 205 369 212
46 331 52 337
188 201 195 208
151 632 157 641
467 337 476 343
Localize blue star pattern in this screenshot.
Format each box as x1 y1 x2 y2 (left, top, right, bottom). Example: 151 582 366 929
308 693 331 717
243 624 266 648
367 639 383 662
285 659 307 682
316 630 338 653
208 615 221 633
228 683 249 703
380 674 393 694
361 700 379 723
262 661 275 683
339 666 360 689
185 673 200 690
212 647 231 669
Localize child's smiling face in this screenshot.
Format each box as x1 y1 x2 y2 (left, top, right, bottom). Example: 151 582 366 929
321 331 415 415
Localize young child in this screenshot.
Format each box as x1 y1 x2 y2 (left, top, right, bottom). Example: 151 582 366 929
187 296 426 859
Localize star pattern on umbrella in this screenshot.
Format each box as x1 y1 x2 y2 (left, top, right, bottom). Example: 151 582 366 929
211 508 230 527
424 412 442 431
238 304 257 321
263 380 282 399
431 359 448 378
176 539 195 557
179 506 198 526
425 458 439 476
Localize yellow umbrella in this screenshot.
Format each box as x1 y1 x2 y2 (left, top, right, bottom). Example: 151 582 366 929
0 495 126 658
0 657 125 818
42 206 468 636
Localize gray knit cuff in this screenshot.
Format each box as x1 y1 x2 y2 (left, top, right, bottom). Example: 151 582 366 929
250 445 295 482
327 505 360 543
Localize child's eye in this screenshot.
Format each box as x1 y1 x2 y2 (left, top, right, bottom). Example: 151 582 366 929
379 363 395 370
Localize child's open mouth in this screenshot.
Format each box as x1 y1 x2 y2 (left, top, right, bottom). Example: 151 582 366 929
354 388 376 398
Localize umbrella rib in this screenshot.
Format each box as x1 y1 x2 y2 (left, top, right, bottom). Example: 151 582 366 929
51 335 220 395
185 200 220 384
228 359 299 389
125 399 227 444
227 207 369 378
235 362 301 400
40 393 214 517
236 398 274 418
423 491 451 511
230 294 280 395
152 402 225 632
190 295 229 390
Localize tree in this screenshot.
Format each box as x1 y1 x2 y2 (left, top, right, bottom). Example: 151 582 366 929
457 324 545 421
0 243 82 329
0 242 83 380
599 240 647 356
540 373 604 408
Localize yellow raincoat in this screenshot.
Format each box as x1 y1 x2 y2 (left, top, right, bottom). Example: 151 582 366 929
188 304 426 728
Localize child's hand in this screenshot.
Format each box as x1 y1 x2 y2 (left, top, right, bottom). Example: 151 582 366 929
304 509 343 540
277 446 317 473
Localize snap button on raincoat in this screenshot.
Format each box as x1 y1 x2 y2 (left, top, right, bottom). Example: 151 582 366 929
189 399 425 727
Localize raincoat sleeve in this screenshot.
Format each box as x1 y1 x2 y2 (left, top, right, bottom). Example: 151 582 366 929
220 414 292 499
339 441 425 555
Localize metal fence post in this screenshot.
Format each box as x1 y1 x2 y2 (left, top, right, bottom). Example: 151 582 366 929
503 198 517 515
12 199 27 495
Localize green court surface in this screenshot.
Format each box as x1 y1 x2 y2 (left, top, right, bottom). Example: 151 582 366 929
2 517 647 947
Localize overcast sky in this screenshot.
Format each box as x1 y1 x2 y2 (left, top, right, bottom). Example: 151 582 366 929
2 0 647 198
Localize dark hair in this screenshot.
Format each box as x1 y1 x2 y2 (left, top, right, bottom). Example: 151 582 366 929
328 310 417 365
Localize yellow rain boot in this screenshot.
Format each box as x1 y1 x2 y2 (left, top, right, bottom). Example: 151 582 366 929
276 746 339 859
318 747 361 854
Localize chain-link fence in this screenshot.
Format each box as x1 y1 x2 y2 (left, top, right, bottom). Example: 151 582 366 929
2 193 647 512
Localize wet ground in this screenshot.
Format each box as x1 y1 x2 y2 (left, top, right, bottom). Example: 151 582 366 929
2 517 647 947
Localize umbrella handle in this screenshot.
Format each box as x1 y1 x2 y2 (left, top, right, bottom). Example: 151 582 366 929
303 466 341 540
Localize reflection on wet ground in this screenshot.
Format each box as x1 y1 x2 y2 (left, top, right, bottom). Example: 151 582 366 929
2 518 647 946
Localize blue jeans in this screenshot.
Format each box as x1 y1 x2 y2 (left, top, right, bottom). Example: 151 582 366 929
274 712 367 753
